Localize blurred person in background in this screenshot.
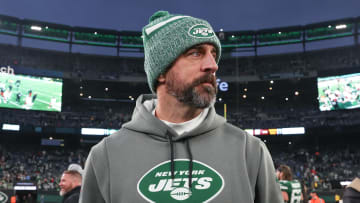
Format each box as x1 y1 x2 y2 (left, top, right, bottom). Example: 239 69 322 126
343 177 360 203
59 170 82 203
277 164 304 203
309 190 325 203
67 163 83 175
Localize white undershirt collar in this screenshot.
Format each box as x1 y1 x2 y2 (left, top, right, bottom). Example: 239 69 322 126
153 108 209 136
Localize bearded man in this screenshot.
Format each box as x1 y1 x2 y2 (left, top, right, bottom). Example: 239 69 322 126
59 170 81 203
80 10 282 203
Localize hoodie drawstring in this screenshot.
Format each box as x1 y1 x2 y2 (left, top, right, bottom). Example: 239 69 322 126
185 139 193 189
167 132 175 180
167 132 194 189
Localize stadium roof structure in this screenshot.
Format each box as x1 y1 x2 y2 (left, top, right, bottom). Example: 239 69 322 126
72 26 119 35
0 14 21 23
22 18 72 30
0 14 359 55
305 17 356 29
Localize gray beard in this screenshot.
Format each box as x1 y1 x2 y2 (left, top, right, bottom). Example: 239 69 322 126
165 72 217 108
59 190 65 196
166 80 217 108
171 85 216 108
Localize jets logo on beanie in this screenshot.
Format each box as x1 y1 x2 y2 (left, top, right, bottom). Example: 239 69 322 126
142 10 221 93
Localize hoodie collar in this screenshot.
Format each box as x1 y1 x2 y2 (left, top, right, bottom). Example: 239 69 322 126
123 94 226 141
159 108 209 136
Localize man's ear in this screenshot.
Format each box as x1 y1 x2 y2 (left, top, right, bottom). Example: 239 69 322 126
157 74 166 84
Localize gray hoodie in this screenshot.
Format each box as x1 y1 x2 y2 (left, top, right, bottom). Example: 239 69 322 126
80 94 283 203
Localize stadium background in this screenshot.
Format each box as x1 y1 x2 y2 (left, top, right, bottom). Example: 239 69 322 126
0 7 360 203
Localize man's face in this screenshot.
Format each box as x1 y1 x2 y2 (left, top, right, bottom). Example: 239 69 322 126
59 173 74 196
164 44 218 108
276 170 282 180
276 170 280 179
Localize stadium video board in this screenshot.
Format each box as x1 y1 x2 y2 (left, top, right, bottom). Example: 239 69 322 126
317 73 360 111
245 127 305 136
0 71 62 112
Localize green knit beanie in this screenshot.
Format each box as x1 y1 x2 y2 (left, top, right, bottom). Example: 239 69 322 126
142 10 222 93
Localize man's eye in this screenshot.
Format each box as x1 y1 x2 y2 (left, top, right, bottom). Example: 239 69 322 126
190 51 201 57
211 50 217 59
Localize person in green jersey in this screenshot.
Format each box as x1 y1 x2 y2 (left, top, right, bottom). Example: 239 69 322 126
277 165 304 203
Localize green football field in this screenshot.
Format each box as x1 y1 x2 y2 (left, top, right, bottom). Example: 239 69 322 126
317 73 360 111
0 74 62 112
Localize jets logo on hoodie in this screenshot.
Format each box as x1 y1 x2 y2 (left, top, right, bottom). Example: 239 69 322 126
137 159 224 202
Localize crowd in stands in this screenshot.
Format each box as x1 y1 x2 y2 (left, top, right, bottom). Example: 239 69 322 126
217 46 360 77
0 100 359 131
0 44 145 81
272 144 360 191
226 105 360 129
1 44 359 81
0 104 131 129
0 144 87 192
0 142 358 193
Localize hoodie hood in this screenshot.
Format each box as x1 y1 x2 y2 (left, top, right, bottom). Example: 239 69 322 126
123 94 226 142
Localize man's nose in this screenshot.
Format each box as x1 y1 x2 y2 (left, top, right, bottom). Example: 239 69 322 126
200 52 218 74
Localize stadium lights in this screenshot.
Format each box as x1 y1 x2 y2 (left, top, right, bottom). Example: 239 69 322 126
282 127 305 135
278 32 281 34
14 186 37 191
105 87 108 91
269 87 273 91
244 88 248 92
218 98 222 101
81 128 118 136
261 96 265 100
270 80 274 84
14 182 37 190
328 25 332 28
245 127 305 136
340 181 352 186
41 138 64 147
75 31 116 44
295 91 299 96
2 124 20 131
335 24 347 29
30 25 42 31
220 29 223 32
285 97 289 101
243 94 247 99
